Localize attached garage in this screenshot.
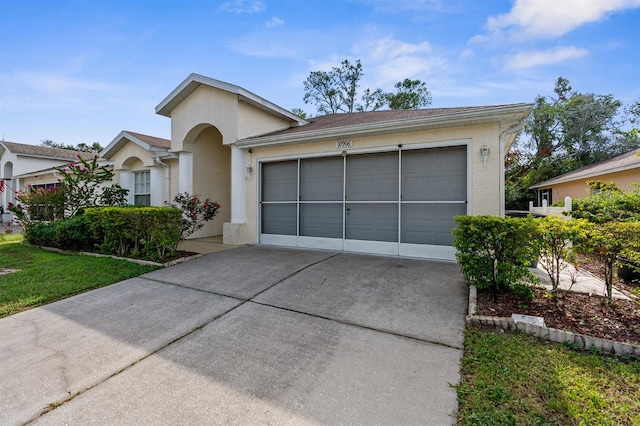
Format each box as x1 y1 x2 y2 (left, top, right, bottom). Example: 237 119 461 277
259 144 468 260
154 74 532 260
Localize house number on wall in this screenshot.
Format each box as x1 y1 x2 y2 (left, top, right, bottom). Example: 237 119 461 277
336 140 353 148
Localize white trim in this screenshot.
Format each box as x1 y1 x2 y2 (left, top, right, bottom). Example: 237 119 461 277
178 152 193 194
260 234 297 246
257 142 470 261
298 236 344 251
230 146 247 223
344 239 399 256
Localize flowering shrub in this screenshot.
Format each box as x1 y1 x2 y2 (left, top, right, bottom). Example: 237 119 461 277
9 186 66 226
9 155 128 226
56 155 128 216
166 192 221 238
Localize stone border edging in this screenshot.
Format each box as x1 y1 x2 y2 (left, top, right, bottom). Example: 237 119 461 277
31 244 204 267
466 285 640 358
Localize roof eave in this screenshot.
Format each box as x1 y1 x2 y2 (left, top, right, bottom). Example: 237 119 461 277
237 104 532 149
530 162 640 189
155 73 308 126
101 131 170 159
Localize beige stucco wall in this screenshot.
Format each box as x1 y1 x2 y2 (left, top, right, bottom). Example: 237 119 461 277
170 85 295 152
240 122 502 244
187 126 231 237
170 86 238 152
539 168 640 201
237 102 292 140
109 142 156 170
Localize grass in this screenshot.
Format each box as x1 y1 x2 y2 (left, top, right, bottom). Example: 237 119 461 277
0 237 161 318
457 327 640 425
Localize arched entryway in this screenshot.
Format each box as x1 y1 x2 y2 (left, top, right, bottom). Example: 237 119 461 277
183 125 231 238
2 161 14 212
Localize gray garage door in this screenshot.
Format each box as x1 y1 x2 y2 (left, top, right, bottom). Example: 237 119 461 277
260 145 467 260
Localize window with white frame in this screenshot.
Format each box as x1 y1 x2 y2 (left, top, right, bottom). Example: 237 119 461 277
134 171 151 205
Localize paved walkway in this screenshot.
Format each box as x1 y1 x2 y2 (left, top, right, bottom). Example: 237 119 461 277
532 262 632 300
177 235 240 254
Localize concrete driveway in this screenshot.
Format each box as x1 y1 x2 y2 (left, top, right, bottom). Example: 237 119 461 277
0 246 468 425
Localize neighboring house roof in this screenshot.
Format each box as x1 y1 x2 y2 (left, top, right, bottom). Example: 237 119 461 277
530 148 640 189
237 103 533 149
0 140 94 161
155 73 307 126
101 130 171 159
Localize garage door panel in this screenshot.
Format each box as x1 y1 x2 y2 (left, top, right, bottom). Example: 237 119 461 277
346 152 398 201
346 203 398 242
402 147 466 201
401 204 466 246
300 157 343 201
262 204 297 235
262 161 297 202
300 204 343 238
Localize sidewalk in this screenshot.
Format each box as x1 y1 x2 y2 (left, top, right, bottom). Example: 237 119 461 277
531 262 632 300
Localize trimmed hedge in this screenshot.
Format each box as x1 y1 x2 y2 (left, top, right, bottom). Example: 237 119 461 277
85 207 182 261
453 215 538 299
24 215 97 251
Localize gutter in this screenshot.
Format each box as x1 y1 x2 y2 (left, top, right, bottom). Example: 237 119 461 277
153 152 178 202
499 120 527 217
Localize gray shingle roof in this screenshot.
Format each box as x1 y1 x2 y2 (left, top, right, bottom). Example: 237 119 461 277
530 148 640 188
1 141 95 161
123 131 171 149
240 104 531 143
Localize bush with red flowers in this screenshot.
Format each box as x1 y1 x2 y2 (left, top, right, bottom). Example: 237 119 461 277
167 192 221 238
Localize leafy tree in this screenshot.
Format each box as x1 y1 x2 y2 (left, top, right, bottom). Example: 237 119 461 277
506 77 638 210
291 108 308 119
386 78 432 110
303 59 432 114
40 139 103 152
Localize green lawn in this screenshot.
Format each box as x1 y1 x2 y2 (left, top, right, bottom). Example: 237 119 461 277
457 327 640 425
0 238 160 317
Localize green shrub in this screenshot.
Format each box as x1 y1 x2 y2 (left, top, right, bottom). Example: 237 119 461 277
535 217 589 293
24 215 96 251
453 215 539 300
580 220 640 299
570 186 640 223
85 206 182 261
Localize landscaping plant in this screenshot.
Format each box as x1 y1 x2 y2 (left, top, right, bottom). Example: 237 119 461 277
535 216 589 294
166 192 221 238
582 220 640 299
453 215 538 302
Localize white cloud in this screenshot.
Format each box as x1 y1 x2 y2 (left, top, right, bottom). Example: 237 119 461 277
369 37 432 59
486 0 640 40
459 49 474 59
219 0 265 13
266 16 284 28
505 46 589 69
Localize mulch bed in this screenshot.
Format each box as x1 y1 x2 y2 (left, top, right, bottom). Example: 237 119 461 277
476 287 640 346
477 256 640 346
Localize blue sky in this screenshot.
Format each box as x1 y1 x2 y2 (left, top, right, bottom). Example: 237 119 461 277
1 0 639 146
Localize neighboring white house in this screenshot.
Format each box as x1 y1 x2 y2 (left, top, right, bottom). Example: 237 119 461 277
0 141 94 216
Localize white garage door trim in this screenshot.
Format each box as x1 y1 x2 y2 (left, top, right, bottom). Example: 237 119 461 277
258 142 470 261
